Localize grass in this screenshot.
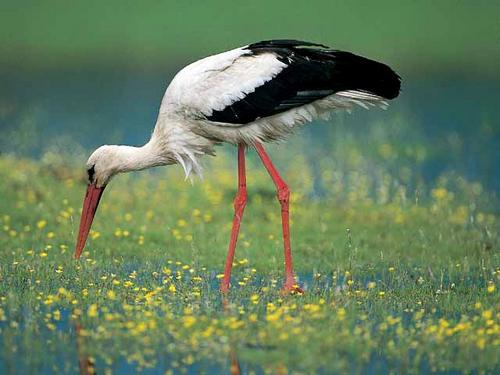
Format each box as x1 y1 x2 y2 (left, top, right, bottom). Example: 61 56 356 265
0 145 499 373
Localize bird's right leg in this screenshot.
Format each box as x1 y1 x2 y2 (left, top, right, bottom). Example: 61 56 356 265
220 144 247 293
254 142 303 294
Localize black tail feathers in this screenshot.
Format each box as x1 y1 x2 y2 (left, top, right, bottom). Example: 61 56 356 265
248 40 401 100
327 51 401 100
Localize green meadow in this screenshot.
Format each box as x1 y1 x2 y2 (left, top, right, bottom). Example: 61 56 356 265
0 119 498 373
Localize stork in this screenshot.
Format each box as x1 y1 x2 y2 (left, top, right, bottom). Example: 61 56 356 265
74 40 401 293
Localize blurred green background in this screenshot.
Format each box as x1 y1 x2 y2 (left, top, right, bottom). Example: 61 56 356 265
2 0 500 73
1 0 500 191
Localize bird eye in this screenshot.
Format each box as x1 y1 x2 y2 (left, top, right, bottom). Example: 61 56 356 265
87 165 96 183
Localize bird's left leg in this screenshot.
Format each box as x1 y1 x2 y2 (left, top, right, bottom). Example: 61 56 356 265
254 142 303 294
221 144 247 293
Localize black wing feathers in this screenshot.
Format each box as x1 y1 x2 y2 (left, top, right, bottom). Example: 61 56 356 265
248 39 329 49
207 40 401 124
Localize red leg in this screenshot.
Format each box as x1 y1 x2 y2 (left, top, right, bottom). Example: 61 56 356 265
221 144 247 293
254 142 303 294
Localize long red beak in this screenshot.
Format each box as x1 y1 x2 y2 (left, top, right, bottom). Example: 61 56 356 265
74 183 105 259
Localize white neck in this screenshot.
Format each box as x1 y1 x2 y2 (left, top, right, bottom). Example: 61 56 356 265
103 116 217 179
111 140 174 173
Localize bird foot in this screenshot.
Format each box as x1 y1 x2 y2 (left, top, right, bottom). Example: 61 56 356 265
281 280 304 295
220 283 230 294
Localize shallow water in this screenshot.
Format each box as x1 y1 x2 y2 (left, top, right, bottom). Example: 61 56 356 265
0 308 474 375
0 266 494 374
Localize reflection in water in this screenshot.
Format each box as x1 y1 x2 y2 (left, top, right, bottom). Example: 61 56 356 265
71 300 245 375
74 322 96 375
222 293 287 375
229 348 241 375
223 294 242 375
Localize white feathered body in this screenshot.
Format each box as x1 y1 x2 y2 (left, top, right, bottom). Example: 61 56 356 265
144 41 399 177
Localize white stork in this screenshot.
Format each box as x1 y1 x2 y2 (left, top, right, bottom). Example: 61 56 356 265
74 40 401 293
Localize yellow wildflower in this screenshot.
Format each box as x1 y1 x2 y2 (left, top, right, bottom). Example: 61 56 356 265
182 316 196 328
482 310 493 320
107 290 116 300
487 283 495 294
431 188 448 200
87 304 98 318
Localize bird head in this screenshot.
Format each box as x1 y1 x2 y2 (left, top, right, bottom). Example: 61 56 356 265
74 142 166 259
86 145 125 187
74 145 124 259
